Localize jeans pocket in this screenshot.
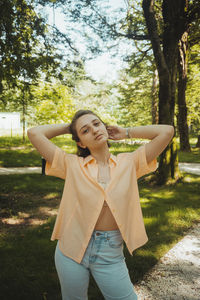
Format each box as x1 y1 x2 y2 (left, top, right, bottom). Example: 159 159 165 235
108 236 124 249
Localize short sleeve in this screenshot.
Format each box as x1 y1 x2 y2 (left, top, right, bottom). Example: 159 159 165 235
134 144 158 179
45 146 68 180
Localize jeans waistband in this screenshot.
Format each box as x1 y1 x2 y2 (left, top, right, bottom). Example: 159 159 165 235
92 229 121 239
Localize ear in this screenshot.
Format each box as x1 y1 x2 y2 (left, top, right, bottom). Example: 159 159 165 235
77 141 87 149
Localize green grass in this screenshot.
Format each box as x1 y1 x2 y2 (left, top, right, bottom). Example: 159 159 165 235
0 135 200 167
0 136 139 167
178 147 200 163
0 135 200 299
0 172 200 300
0 136 75 167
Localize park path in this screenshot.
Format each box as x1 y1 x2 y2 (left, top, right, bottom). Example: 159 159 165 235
0 166 42 175
0 162 200 175
0 163 200 176
0 163 200 299
134 222 200 300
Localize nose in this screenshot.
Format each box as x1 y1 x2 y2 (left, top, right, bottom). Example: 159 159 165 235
92 126 99 134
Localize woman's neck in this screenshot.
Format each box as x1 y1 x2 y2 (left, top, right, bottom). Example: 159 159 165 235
90 145 110 165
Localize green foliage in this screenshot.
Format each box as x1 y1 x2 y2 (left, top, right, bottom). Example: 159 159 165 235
0 0 61 91
117 58 155 127
30 81 76 125
186 44 200 134
0 82 20 111
0 0 66 140
42 0 156 127
1 0 200 146
61 58 90 88
122 0 148 38
72 79 119 124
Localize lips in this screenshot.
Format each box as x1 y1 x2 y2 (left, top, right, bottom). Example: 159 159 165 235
95 134 103 140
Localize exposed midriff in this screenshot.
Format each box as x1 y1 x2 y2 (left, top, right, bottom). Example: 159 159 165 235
94 181 119 231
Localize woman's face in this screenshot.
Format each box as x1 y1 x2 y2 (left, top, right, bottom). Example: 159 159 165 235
75 114 109 150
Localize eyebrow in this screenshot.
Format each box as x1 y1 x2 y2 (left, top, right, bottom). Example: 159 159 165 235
79 118 99 132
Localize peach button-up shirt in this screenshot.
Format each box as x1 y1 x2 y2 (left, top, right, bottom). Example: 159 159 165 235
45 144 157 263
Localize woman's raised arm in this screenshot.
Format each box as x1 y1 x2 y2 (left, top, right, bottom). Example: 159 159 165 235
127 125 174 163
27 124 71 164
107 124 174 163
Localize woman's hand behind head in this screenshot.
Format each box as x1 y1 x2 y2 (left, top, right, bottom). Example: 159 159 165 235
106 125 126 140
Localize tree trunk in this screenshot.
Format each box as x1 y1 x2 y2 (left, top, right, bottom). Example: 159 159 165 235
196 135 200 148
157 60 180 184
142 0 180 184
151 69 159 124
177 31 191 151
22 87 26 143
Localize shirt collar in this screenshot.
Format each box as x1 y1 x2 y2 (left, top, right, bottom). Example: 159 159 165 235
83 153 117 166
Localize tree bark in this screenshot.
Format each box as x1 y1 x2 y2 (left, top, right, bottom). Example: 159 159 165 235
151 68 159 124
142 0 180 184
22 87 26 143
196 135 200 148
177 31 191 151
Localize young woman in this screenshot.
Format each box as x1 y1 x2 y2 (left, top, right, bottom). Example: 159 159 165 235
27 109 174 300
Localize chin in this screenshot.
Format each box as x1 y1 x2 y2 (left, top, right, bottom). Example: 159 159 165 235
94 137 107 146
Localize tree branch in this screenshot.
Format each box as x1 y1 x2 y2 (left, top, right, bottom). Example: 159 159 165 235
89 4 149 41
49 25 80 54
142 0 168 77
120 32 149 40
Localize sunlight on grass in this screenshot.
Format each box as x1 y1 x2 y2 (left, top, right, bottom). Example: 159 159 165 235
183 174 200 183
183 176 193 182
143 217 158 225
140 198 150 204
2 217 48 226
43 193 60 199
18 212 30 218
149 190 174 199
39 207 58 216
62 145 75 152
167 208 199 226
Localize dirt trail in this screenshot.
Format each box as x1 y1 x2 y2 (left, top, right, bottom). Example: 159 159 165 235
1 163 200 175
134 222 200 300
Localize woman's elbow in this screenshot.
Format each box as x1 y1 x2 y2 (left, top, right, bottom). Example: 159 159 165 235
165 125 175 140
27 128 37 141
27 128 33 137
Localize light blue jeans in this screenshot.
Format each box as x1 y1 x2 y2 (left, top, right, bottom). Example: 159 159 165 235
55 230 138 300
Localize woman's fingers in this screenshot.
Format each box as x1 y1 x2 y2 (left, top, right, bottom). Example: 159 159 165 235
107 125 123 140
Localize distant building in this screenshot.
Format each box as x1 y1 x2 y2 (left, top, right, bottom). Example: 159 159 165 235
0 112 21 129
